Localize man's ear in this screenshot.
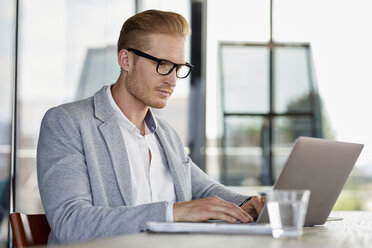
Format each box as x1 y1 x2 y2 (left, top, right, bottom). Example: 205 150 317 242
118 49 131 72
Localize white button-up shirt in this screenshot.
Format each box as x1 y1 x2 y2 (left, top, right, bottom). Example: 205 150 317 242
107 86 176 221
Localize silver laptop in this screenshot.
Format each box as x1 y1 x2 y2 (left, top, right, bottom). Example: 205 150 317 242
147 136 363 233
256 136 364 226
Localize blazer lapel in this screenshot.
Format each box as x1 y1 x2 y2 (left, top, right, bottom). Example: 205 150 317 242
94 86 134 206
155 127 188 202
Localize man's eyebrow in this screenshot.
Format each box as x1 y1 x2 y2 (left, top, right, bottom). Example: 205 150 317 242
162 58 187 65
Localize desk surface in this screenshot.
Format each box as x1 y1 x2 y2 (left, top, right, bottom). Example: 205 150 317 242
53 211 372 248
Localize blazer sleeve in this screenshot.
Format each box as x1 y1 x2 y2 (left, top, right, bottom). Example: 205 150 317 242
37 107 168 244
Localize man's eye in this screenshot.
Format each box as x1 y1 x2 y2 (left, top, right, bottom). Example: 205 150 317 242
159 61 167 67
159 61 173 68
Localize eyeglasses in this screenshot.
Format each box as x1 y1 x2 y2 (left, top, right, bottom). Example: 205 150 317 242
127 48 194 79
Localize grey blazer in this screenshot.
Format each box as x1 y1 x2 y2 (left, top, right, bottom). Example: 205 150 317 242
37 86 248 245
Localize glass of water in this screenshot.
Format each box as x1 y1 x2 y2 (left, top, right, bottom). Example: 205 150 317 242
266 189 311 238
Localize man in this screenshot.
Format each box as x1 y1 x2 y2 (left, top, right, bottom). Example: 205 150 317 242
37 9 265 245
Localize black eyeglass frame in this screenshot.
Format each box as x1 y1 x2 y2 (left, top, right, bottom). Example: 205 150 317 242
126 48 194 79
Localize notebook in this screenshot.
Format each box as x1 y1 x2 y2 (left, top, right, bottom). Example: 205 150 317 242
146 221 272 235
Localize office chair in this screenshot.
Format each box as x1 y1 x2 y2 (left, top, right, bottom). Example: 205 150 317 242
9 212 50 247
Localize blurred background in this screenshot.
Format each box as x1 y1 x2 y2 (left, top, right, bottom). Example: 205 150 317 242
1 0 372 246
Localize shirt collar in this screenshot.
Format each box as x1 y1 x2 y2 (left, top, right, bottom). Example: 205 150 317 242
106 85 158 134
144 108 158 133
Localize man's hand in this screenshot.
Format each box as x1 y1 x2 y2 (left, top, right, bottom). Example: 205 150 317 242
173 196 254 223
240 195 266 220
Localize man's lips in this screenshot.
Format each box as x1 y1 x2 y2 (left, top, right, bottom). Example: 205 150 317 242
157 89 172 98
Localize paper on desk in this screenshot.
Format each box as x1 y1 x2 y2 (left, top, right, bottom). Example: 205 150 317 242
146 222 272 235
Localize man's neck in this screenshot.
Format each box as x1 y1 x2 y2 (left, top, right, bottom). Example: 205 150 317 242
111 79 148 136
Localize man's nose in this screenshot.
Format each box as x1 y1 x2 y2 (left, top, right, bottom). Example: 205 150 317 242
166 69 177 87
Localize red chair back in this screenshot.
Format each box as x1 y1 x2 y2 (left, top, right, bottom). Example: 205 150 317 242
9 212 50 247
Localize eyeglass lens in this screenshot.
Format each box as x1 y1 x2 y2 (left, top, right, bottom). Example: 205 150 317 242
157 61 190 78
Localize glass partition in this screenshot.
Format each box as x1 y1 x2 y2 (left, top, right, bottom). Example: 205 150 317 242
272 116 313 178
0 0 16 245
222 116 264 185
274 47 312 113
221 46 269 114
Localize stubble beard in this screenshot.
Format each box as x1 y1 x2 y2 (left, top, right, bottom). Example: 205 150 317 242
125 77 168 109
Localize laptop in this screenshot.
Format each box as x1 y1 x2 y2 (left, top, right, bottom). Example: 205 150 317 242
256 136 363 226
147 136 363 233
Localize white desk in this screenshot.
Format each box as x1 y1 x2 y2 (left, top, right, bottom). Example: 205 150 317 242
52 211 372 248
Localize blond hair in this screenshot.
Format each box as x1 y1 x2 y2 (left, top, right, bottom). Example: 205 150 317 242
117 9 190 54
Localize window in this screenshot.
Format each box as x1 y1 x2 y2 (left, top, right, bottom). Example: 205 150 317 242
16 0 135 214
219 43 322 186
